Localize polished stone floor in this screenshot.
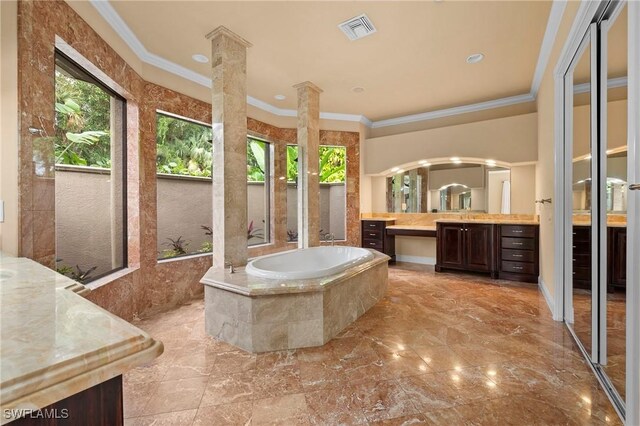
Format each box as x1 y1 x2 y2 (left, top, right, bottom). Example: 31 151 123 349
123 263 621 425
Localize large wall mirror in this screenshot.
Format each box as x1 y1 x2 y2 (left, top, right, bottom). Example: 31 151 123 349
386 163 511 213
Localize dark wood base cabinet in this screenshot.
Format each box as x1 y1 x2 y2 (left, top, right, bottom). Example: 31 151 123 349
361 219 396 262
435 223 496 276
436 223 540 284
10 375 123 426
572 226 627 292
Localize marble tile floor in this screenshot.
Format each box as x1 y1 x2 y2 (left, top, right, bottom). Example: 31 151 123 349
123 262 622 425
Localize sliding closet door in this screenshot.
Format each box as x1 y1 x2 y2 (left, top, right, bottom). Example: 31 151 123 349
600 2 628 402
565 25 597 359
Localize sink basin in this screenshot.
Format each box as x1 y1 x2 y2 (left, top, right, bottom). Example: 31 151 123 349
0 269 15 281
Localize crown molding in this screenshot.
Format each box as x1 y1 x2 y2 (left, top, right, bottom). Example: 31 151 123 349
573 76 628 94
531 0 567 96
371 93 535 128
89 0 565 129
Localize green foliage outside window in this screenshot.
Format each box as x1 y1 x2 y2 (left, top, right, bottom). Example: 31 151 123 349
54 69 111 167
286 145 346 183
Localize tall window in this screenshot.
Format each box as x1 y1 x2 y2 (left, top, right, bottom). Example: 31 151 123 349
54 52 126 283
286 145 347 242
156 112 212 259
319 146 347 241
247 137 270 246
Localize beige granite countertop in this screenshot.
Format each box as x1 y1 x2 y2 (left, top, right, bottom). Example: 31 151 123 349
0 255 163 424
434 219 540 225
201 250 389 296
361 217 397 222
573 222 627 228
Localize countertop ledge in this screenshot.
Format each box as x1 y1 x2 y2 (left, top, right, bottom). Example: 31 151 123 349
434 219 540 225
0 256 163 424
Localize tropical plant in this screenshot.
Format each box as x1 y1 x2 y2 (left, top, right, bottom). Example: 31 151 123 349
247 139 266 182
286 146 346 183
56 259 98 284
161 236 189 258
248 220 264 241
287 229 298 242
54 70 111 167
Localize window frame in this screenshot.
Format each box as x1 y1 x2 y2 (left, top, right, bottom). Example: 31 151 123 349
54 50 128 282
247 135 272 247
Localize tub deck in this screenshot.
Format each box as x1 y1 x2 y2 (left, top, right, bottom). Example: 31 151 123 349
200 249 390 352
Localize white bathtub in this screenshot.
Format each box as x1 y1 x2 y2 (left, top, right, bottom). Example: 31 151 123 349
245 246 375 280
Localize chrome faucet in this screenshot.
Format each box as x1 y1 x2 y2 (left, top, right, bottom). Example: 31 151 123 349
224 261 235 274
324 233 335 246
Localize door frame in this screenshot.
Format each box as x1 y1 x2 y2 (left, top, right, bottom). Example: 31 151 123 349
553 0 640 423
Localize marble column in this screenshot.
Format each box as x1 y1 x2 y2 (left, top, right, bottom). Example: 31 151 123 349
294 82 322 248
206 26 252 267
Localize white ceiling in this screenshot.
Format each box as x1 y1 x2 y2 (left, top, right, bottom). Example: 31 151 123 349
74 1 554 123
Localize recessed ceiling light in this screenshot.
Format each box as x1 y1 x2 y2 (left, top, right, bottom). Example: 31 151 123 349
396 169 404 174
192 54 209 63
466 53 484 64
274 94 286 100
352 86 365 93
486 159 496 167
418 160 428 165
391 167 399 172
450 157 462 164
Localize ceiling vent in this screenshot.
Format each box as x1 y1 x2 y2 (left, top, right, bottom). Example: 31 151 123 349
338 14 377 41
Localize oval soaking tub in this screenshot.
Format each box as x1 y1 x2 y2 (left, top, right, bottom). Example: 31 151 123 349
245 246 374 280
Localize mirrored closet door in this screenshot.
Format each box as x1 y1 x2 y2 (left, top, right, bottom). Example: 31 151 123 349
563 0 629 417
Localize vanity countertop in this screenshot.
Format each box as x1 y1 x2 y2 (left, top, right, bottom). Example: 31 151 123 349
573 222 627 228
0 255 163 424
361 217 397 222
434 219 540 225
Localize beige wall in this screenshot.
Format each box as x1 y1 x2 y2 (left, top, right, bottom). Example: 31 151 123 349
536 1 581 298
0 0 19 256
396 236 437 265
364 112 538 175
511 164 536 214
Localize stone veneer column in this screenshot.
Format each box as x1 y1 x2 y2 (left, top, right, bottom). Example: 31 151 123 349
206 26 252 267
294 82 322 248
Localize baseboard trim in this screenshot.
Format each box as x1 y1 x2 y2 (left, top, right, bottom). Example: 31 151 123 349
538 276 558 320
395 255 436 265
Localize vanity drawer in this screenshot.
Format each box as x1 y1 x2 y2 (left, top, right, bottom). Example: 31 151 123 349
501 225 536 238
362 221 384 232
502 249 535 263
363 230 382 240
572 253 591 267
501 237 535 251
573 266 592 281
363 239 383 250
573 227 591 243
501 261 535 275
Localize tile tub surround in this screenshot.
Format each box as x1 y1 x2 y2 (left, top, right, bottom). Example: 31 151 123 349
0 255 162 425
123 263 620 425
16 0 361 322
201 250 389 352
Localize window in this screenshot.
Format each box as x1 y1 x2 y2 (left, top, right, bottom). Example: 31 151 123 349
54 52 127 283
286 145 299 242
247 137 270 246
156 112 212 259
286 145 347 242
318 146 346 241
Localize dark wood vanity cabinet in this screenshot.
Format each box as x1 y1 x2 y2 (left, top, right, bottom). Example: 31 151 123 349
437 222 540 283
608 227 627 290
498 225 539 283
436 223 496 275
361 219 396 262
572 225 627 292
